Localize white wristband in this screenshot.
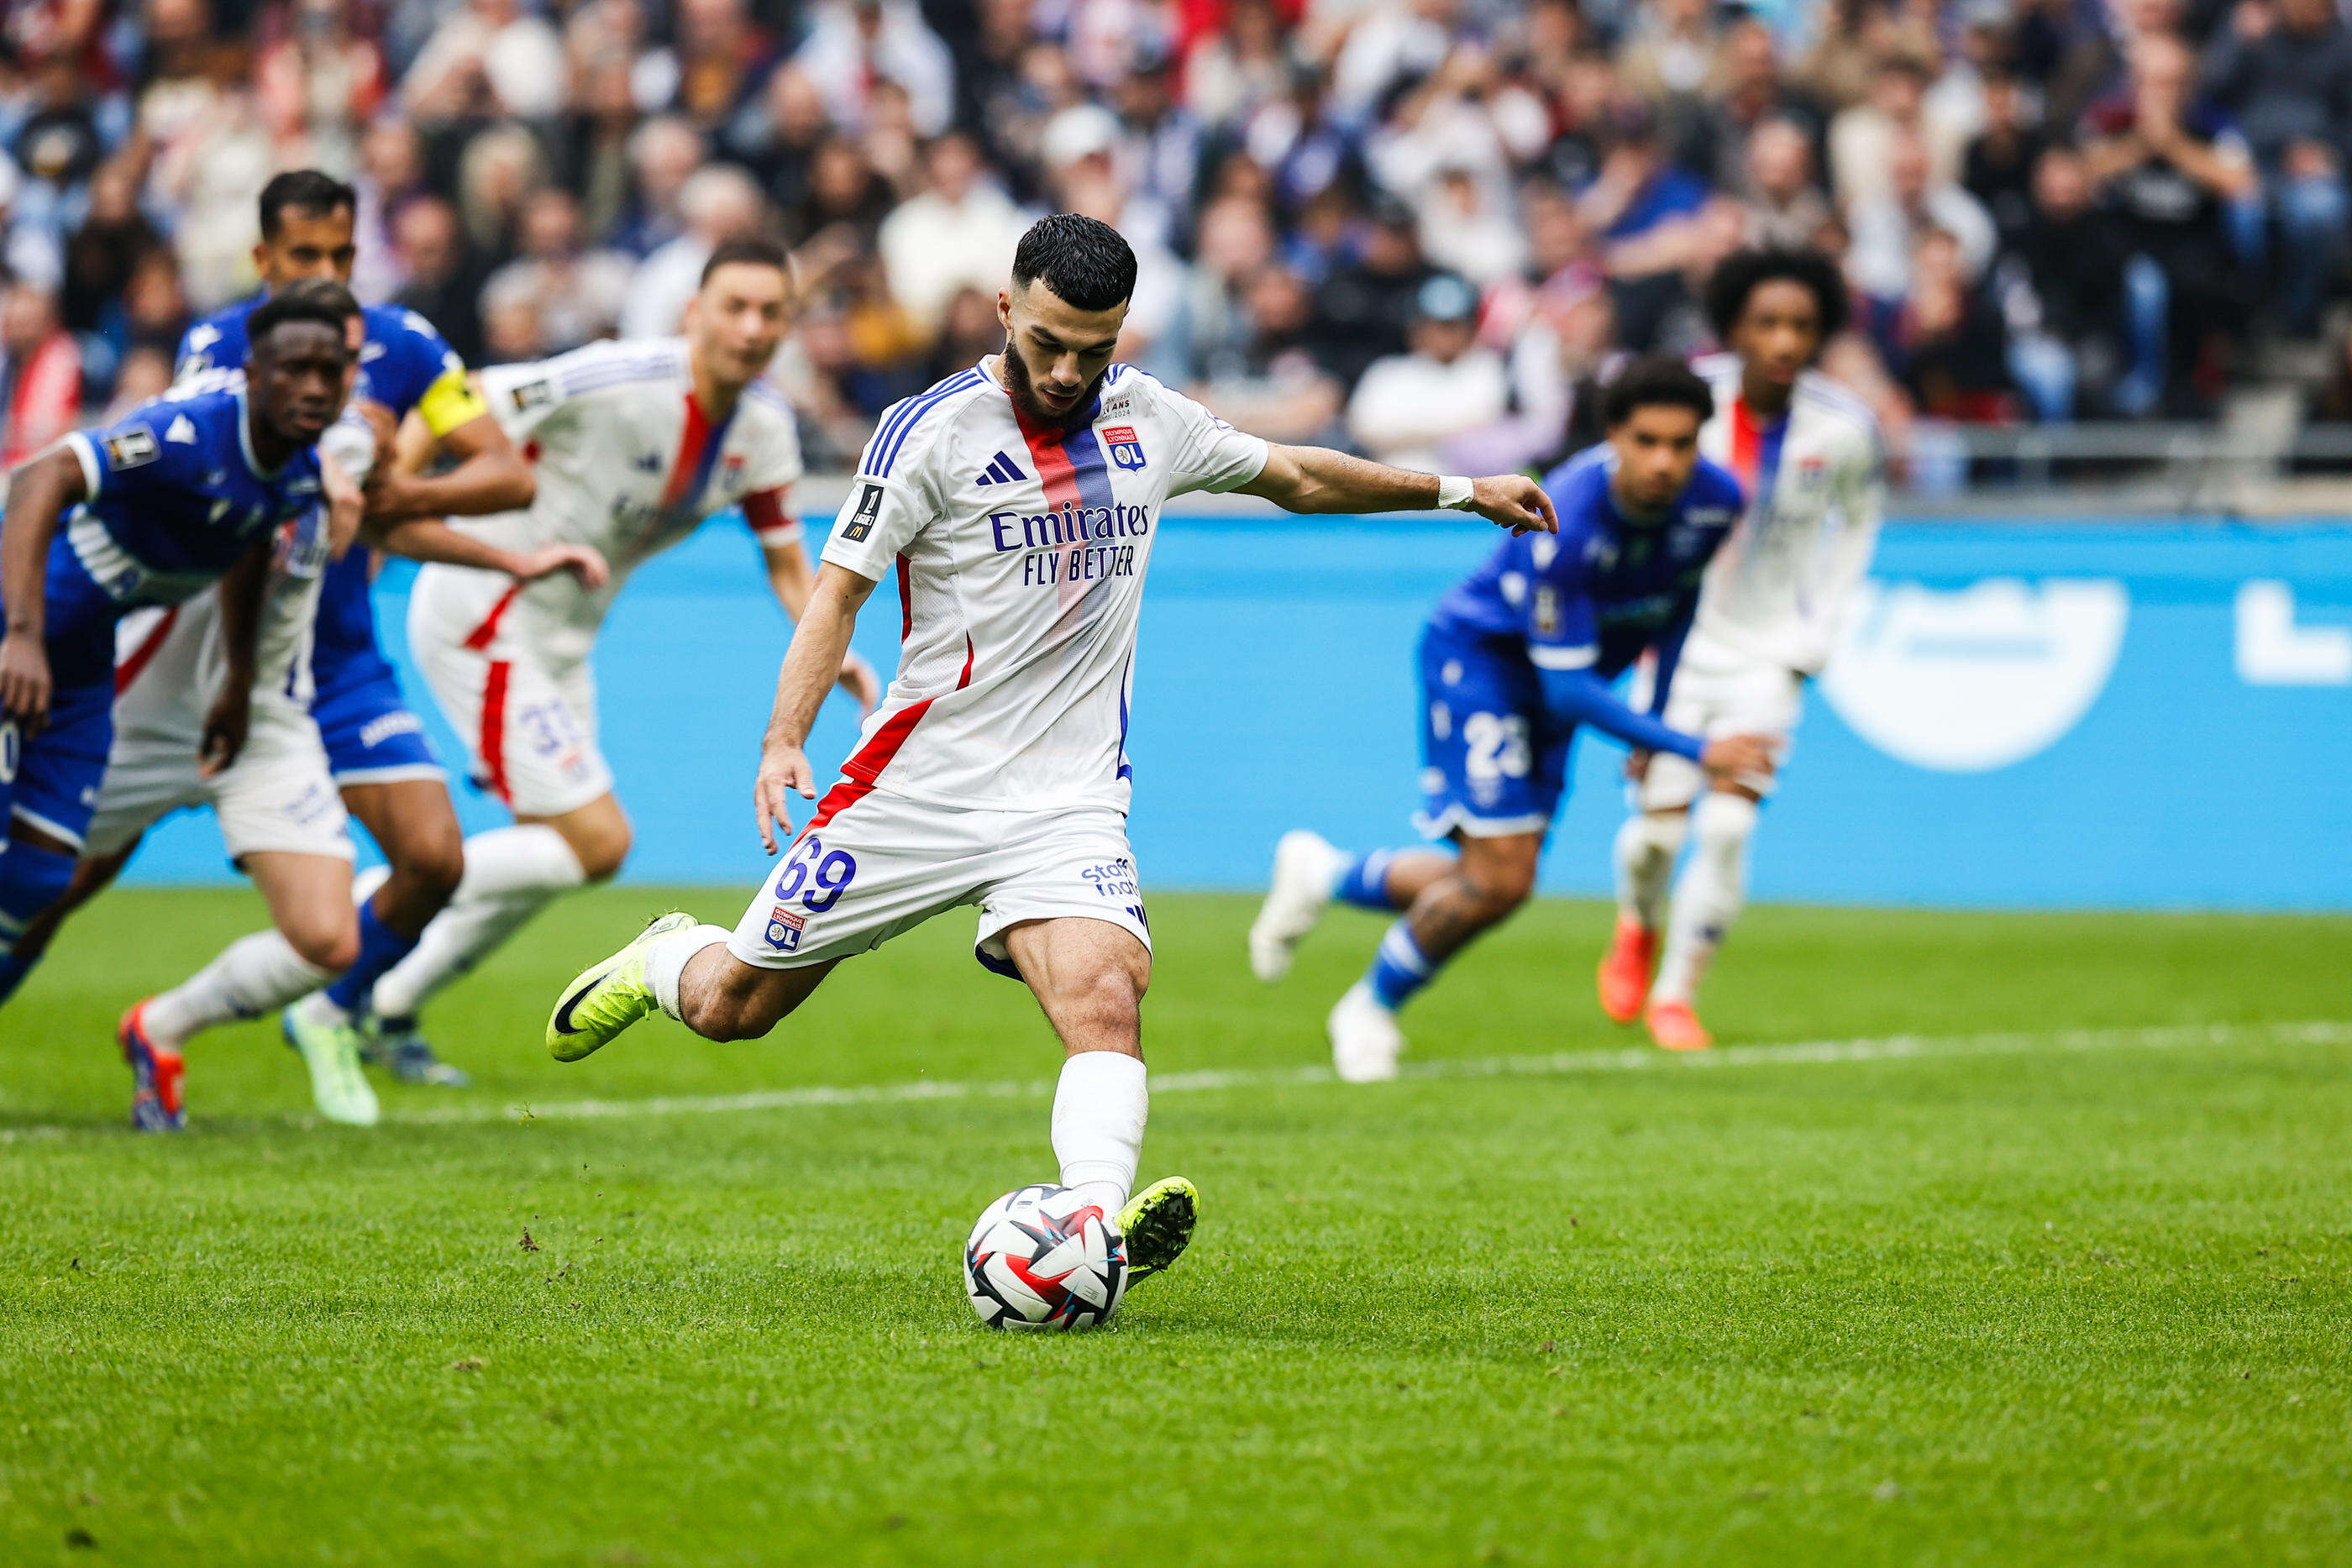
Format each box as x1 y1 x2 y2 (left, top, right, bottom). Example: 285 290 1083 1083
1436 475 1475 511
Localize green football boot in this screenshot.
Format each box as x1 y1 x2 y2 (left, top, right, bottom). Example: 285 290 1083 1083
281 994 380 1126
1118 1176 1200 1282
546 912 696 1062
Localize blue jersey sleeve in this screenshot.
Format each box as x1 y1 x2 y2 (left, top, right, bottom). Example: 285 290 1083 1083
1524 459 1609 670
361 307 466 418
66 406 205 504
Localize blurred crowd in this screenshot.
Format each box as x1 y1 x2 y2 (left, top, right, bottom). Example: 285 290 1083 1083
4 0 2352 478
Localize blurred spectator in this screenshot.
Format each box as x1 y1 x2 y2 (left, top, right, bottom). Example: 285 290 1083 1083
60 159 164 337
1962 70 2048 249
1798 0 1941 112
405 0 566 123
781 134 896 253
921 285 1008 383
1828 54 1968 212
1577 102 1719 349
1881 226 2014 422
391 194 488 363
480 189 633 356
1187 0 1293 132
1847 131 1997 301
2002 144 2130 417
1741 117 1835 251
2083 32 2258 412
1306 199 1432 388
792 0 956 138
0 279 82 467
253 0 386 173
2198 0 2352 337
879 132 1032 340
103 343 176 421
1112 37 1205 243
622 163 768 338
1190 263 1345 444
1346 272 1508 471
455 122 549 265
1676 16 1824 193
353 117 428 302
612 116 706 258
726 66 832 219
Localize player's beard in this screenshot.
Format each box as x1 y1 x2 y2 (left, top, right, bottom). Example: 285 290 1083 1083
1000 343 1106 431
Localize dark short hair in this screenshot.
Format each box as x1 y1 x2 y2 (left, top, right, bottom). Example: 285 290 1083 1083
248 279 362 350
1601 353 1714 427
1704 246 1850 343
258 170 358 240
700 235 792 288
1011 212 1137 312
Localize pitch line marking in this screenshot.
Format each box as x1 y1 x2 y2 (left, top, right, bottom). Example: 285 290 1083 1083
2 1020 2344 1143
395 1019 2352 1129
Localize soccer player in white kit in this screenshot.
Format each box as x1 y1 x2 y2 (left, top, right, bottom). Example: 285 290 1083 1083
362 239 878 1047
1599 249 1883 1051
543 214 1557 1284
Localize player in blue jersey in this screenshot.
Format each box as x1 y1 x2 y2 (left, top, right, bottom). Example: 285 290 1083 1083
0 287 353 973
1247 355 1780 1081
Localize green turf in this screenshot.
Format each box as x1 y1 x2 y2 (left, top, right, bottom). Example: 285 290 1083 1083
3 886 2349 1566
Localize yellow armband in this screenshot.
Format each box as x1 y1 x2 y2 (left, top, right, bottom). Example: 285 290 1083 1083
417 367 491 438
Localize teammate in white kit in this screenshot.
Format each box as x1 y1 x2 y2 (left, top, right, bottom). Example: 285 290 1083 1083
543 214 1557 1285
363 239 878 1047
1599 249 1883 1050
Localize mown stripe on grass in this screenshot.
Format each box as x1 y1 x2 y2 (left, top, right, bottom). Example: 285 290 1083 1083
406 1019 2352 1128
3 1020 2344 1143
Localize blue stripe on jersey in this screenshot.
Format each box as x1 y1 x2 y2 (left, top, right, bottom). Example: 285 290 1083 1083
864 371 972 474
1754 414 1789 517
1058 419 1116 513
871 370 985 477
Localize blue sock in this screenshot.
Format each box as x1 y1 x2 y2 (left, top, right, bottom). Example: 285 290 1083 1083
0 842 76 1004
1365 920 1437 1012
323 899 417 1013
1333 848 1398 910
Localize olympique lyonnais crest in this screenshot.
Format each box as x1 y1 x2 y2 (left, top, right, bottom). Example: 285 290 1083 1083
1103 426 1147 471
764 904 806 952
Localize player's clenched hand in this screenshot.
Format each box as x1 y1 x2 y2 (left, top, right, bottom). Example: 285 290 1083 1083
515 543 610 590
198 690 252 778
1699 733 1777 781
754 740 817 855
837 651 881 716
321 454 365 557
1471 475 1557 536
0 632 51 733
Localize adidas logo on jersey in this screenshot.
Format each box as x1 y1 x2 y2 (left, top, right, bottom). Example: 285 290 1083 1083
974 452 1028 486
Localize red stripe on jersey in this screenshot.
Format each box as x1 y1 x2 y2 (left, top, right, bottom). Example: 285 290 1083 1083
659 392 714 515
463 583 522 652
1730 397 1762 499
113 606 181 695
479 658 512 804
837 634 972 787
1017 410 1083 516
895 553 912 641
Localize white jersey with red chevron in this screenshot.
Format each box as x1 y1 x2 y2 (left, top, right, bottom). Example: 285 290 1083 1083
819 358 1269 814
412 336 806 668
1691 352 1885 677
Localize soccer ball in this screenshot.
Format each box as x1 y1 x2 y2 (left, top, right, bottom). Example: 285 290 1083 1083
963 1183 1129 1330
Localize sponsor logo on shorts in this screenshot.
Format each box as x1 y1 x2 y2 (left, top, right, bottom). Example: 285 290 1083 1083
1081 858 1139 899
841 482 885 543
357 710 426 749
764 904 806 952
104 427 160 470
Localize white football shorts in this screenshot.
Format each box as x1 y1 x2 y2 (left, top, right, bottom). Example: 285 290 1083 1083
1635 631 1804 811
86 716 351 863
410 595 613 819
725 789 1153 977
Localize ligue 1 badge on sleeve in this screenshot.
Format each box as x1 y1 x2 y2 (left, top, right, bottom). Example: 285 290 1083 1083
842 481 885 542
1104 426 1147 472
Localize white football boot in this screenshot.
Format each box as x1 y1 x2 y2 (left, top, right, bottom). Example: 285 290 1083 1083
1247 830 1350 983
1326 980 1405 1083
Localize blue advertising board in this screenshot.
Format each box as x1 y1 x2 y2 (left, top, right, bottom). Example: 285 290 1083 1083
122 516 2352 910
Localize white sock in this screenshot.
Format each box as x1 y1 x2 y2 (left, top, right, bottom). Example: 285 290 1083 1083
648 924 730 1021
1052 1051 1147 1215
1652 793 1757 1004
1614 809 1688 931
144 931 335 1048
369 825 585 1019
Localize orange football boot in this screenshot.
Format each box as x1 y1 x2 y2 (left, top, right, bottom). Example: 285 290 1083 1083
1595 915 1656 1024
1644 998 1712 1052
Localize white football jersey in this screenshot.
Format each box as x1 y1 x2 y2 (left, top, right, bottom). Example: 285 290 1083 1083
1692 354 1884 675
822 359 1269 812
420 338 806 663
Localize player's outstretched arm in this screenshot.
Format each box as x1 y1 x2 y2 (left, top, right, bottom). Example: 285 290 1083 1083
1235 444 1557 535
1536 666 1777 783
365 408 535 524
368 514 610 590
0 447 88 732
754 563 879 853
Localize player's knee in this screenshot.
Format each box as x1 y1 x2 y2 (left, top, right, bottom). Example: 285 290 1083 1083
566 817 633 884
286 909 361 973
405 821 465 904
1694 791 1760 857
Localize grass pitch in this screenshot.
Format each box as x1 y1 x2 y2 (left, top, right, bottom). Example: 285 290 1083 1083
3 886 2349 1566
